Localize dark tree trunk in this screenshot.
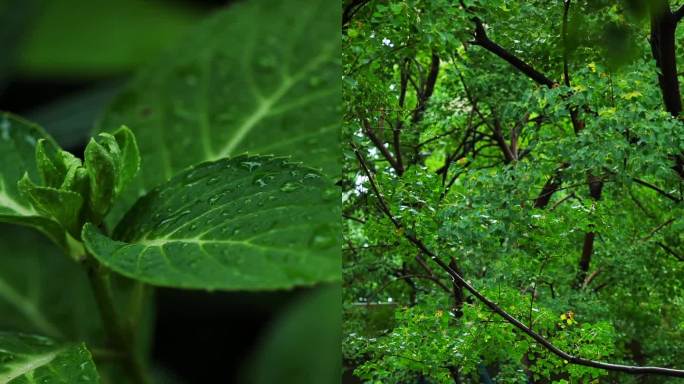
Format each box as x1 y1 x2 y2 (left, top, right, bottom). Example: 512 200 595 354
650 3 682 117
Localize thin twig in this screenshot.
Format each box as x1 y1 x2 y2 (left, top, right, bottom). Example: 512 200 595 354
658 242 684 261
640 218 675 242
581 268 603 290
549 192 575 211
415 253 451 292
632 178 681 202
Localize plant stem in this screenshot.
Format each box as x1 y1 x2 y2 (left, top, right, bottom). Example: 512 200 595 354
84 256 152 384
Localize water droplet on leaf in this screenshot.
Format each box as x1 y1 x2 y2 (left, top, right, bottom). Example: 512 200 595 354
280 182 300 192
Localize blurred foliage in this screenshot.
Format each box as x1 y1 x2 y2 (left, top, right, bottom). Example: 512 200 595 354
14 0 207 77
0 0 32 88
27 81 124 149
243 285 341 384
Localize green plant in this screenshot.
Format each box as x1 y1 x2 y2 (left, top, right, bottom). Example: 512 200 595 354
0 0 339 382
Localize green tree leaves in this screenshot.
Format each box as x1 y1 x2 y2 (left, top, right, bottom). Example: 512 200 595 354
83 156 340 290
97 0 340 224
343 1 684 381
0 332 99 383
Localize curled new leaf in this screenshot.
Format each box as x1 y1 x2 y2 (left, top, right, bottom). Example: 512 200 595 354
18 174 84 238
85 138 117 219
112 125 140 194
35 139 64 187
84 127 141 221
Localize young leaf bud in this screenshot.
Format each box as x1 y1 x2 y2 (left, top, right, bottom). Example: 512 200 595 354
84 138 117 220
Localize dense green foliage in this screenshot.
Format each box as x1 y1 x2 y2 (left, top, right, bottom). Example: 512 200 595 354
342 1 684 383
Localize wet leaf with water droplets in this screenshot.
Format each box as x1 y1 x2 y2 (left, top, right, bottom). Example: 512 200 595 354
82 155 340 290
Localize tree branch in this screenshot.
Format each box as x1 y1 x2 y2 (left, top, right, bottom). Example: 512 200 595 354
407 53 440 162
632 177 681 202
641 218 675 241
575 174 604 287
342 0 370 28
415 253 451 293
549 192 575 211
650 2 682 116
658 242 684 261
491 117 516 163
533 165 568 208
361 117 404 175
674 4 684 23
581 268 602 290
393 59 411 173
471 18 555 88
561 0 572 87
352 143 684 378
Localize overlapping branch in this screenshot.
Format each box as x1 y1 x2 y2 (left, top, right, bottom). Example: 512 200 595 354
471 18 555 88
352 143 684 378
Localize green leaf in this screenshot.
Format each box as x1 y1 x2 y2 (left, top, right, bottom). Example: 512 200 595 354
97 0 340 225
16 0 206 77
0 112 71 252
243 285 341 384
34 138 65 187
18 174 84 238
112 126 140 194
0 223 157 384
84 138 117 219
0 224 101 342
82 155 340 290
0 332 99 383
389 3 404 14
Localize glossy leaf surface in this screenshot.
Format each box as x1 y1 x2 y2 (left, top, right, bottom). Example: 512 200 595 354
83 155 340 290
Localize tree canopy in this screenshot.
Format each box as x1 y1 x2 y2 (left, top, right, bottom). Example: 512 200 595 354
342 1 684 383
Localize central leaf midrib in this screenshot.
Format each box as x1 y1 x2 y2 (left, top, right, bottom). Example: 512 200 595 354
212 46 335 160
213 77 295 160
147 196 310 241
